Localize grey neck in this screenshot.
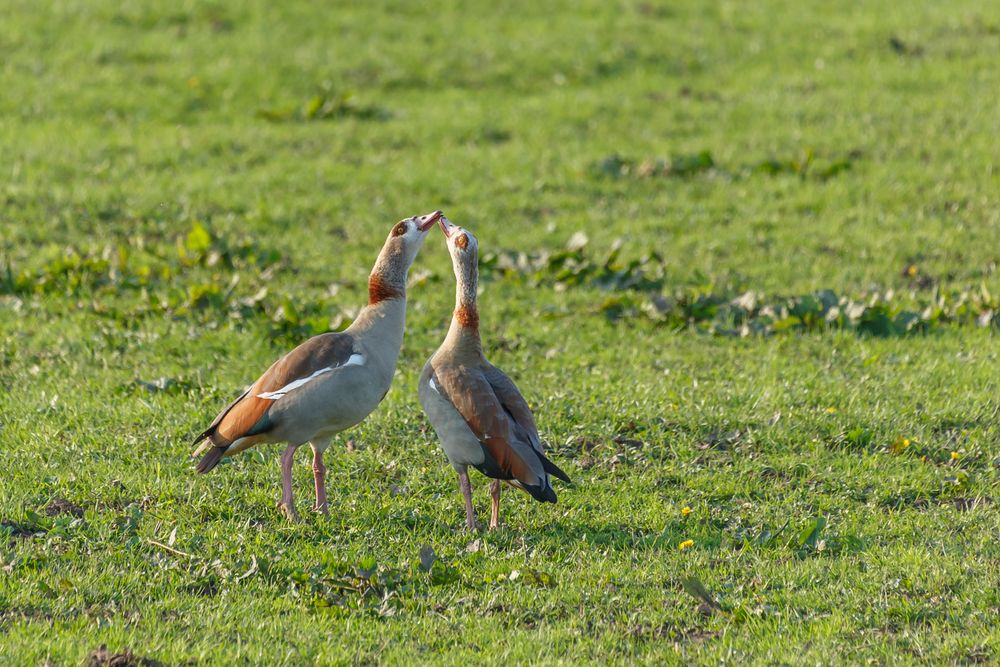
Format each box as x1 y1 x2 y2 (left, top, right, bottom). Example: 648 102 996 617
445 325 481 361
455 262 478 310
349 296 407 372
347 241 411 366
369 248 409 300
442 261 482 356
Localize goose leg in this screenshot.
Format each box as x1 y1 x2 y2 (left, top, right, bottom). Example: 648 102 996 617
311 444 329 515
489 480 502 530
277 444 299 521
458 469 480 531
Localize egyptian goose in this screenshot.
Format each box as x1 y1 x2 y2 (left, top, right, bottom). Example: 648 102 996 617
192 211 443 520
418 217 571 530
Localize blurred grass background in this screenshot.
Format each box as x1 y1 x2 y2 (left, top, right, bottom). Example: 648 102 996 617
1 1 998 664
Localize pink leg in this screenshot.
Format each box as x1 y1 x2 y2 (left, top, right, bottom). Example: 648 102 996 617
458 470 480 531
312 448 328 515
489 480 501 530
278 444 299 521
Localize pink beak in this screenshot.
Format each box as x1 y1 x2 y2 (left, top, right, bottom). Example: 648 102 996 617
438 216 459 238
416 210 444 231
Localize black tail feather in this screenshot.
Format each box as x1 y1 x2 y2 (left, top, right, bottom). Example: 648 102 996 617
195 446 227 474
523 482 558 504
192 427 214 447
541 455 572 484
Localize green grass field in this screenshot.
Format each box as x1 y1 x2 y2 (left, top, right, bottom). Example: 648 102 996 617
2 0 998 664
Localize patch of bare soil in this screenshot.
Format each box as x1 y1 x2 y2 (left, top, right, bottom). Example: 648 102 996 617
45 498 85 518
87 646 164 667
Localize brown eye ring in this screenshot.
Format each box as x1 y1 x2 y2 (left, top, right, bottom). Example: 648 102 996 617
392 222 407 237
455 234 469 250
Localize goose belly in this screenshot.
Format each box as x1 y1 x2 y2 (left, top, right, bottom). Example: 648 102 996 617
419 377 485 469
270 365 391 444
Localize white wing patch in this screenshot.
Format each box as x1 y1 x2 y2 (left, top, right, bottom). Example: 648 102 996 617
257 354 366 400
428 376 440 394
257 367 333 400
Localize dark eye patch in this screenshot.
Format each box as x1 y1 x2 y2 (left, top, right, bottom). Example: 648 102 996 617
455 234 469 249
392 222 407 237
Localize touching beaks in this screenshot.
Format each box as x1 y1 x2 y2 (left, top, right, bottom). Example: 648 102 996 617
438 216 459 238
416 210 444 232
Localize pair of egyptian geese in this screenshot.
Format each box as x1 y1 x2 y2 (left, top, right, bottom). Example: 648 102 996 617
191 211 570 529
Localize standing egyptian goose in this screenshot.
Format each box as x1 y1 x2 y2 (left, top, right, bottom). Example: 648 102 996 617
418 217 571 530
192 211 443 520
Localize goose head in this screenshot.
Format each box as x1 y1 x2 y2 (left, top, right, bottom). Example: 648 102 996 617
388 210 443 266
439 216 479 276
369 210 443 304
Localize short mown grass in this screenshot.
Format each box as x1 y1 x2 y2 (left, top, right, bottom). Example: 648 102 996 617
1 0 998 664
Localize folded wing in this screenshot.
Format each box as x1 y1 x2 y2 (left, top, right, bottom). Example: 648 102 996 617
192 333 356 472
482 364 571 484
433 364 562 501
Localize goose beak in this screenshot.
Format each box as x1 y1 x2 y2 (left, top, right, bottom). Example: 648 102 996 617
416 210 444 232
438 216 459 238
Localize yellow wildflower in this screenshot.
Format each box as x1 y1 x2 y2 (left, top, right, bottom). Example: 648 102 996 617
681 506 692 517
679 539 694 550
825 407 837 414
951 451 959 460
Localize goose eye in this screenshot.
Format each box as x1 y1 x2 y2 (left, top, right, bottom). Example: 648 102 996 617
455 234 469 250
392 222 407 237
